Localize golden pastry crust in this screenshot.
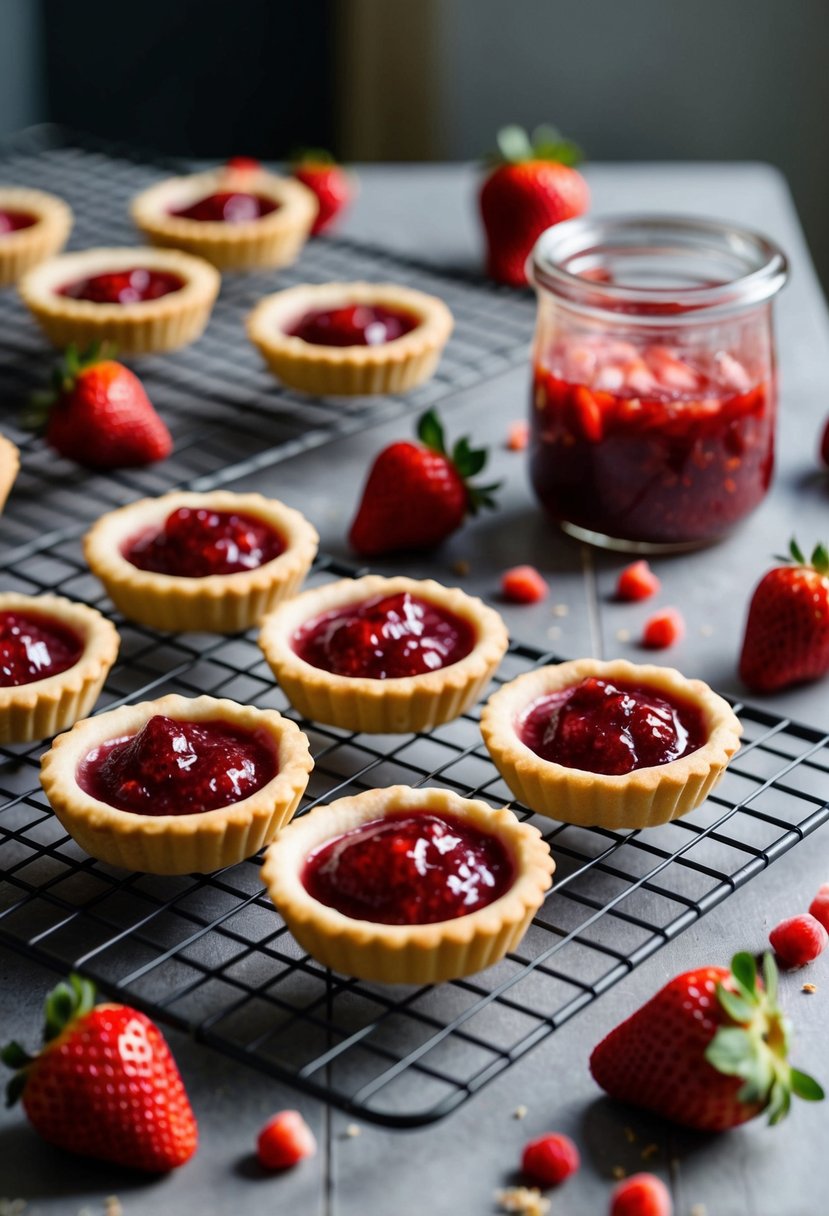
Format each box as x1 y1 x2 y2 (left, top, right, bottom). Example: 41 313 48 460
247 281 454 395
480 658 743 829
19 245 220 354
0 592 119 745
83 490 319 634
258 574 509 733
0 187 72 286
40 693 314 875
0 432 20 514
261 785 555 984
131 165 317 271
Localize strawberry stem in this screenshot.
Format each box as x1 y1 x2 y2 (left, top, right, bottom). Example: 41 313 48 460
2 973 98 1107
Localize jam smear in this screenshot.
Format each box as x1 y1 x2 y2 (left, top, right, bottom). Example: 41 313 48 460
77 714 277 816
0 611 83 687
303 810 514 925
287 304 420 347
293 591 475 679
58 268 185 304
519 677 706 776
124 506 285 578
170 191 279 223
0 209 38 235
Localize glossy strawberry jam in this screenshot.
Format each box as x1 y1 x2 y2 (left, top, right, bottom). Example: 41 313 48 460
124 507 285 578
0 611 83 687
0 209 37 234
170 192 279 223
292 592 475 679
58 268 185 304
287 304 420 347
77 715 277 816
519 677 706 776
303 811 514 924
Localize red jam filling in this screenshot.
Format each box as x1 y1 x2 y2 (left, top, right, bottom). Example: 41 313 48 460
519 677 706 776
287 304 420 347
0 209 38 234
530 339 774 545
77 715 277 816
0 611 83 687
58 268 185 304
292 592 475 679
303 810 514 925
123 507 285 578
170 191 279 223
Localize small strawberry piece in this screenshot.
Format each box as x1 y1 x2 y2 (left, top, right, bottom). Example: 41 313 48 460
820 417 829 468
501 565 548 604
610 1173 672 1216
226 156 261 172
641 608 684 649
257 1109 317 1170
769 914 828 969
809 884 829 933
521 1131 580 1186
292 150 353 235
507 420 529 451
616 561 660 602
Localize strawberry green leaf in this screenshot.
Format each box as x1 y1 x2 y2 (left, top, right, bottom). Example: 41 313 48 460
716 986 756 1025
767 1077 791 1125
0 1042 31 1069
5 1071 26 1109
729 951 758 1001
763 951 779 1004
531 124 584 166
705 1026 755 1076
452 437 488 478
417 409 446 455
811 542 829 575
790 1068 825 1101
496 125 535 164
789 537 806 565
44 972 96 1041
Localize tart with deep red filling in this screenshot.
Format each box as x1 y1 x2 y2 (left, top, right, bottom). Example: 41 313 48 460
0 592 119 744
0 432 20 514
261 785 555 983
83 490 319 634
40 693 314 874
258 574 509 733
480 658 742 829
0 186 72 286
19 246 220 354
131 160 317 271
247 281 454 396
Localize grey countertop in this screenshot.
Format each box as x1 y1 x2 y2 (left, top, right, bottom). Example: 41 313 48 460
2 162 828 1216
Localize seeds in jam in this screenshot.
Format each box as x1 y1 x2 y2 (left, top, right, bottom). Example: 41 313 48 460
292 591 475 679
302 811 514 925
287 304 420 347
519 677 706 775
77 715 277 816
124 506 285 578
0 611 83 687
170 192 279 223
0 209 38 235
58 268 185 304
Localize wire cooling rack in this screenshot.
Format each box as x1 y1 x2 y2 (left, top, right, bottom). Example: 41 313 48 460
0 125 534 561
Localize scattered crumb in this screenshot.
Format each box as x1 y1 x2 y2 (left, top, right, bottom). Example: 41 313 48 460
623 1126 636 1144
495 1186 550 1216
699 624 714 637
104 1200 123 1216
512 1104 528 1120
552 603 569 617
802 982 817 994
546 625 562 641
0 1201 27 1216
452 558 471 577
343 1122 361 1138
690 1205 707 1216
640 1142 659 1161
616 628 631 643
611 1165 626 1180
506 420 530 451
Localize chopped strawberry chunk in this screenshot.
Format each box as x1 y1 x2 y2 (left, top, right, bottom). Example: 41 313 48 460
507 420 529 451
521 1131 580 1186
769 914 828 969
641 608 685 649
809 883 829 933
501 565 548 604
616 560 660 602
610 1173 672 1216
257 1110 317 1170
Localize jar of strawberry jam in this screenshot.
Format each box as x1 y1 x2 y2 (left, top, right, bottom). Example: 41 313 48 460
528 215 787 550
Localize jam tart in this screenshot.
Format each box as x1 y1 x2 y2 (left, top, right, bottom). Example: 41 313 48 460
247 281 454 396
83 490 319 634
258 574 509 733
0 432 20 514
19 246 220 354
480 658 742 829
0 186 72 286
131 162 317 271
40 694 314 875
0 592 119 744
261 785 555 984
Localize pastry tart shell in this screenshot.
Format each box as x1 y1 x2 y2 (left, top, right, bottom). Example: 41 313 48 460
0 432 20 514
0 187 72 286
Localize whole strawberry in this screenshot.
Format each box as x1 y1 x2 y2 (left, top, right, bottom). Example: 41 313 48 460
31 344 172 469
291 150 353 235
479 124 590 287
590 952 823 1132
348 409 499 556
2 973 197 1171
739 539 829 693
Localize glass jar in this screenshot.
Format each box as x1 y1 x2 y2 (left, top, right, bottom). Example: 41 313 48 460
527 215 788 551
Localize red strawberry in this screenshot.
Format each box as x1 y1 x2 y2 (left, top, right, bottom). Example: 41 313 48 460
348 409 499 556
291 150 353 235
1 973 197 1171
479 124 590 287
641 608 684 649
610 1173 672 1216
501 565 548 604
590 952 824 1132
769 914 828 968
31 344 172 469
739 539 829 693
521 1131 580 1186
257 1109 316 1170
616 560 660 603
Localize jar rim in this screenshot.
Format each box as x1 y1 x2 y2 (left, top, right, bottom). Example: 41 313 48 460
529 213 788 322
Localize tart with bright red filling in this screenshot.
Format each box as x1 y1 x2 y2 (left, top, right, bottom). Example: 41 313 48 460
0 432 20 514
0 187 72 286
258 574 508 733
480 658 742 828
247 282 454 396
83 490 319 634
19 246 219 354
261 785 554 983
40 693 314 874
0 592 119 744
131 160 317 271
